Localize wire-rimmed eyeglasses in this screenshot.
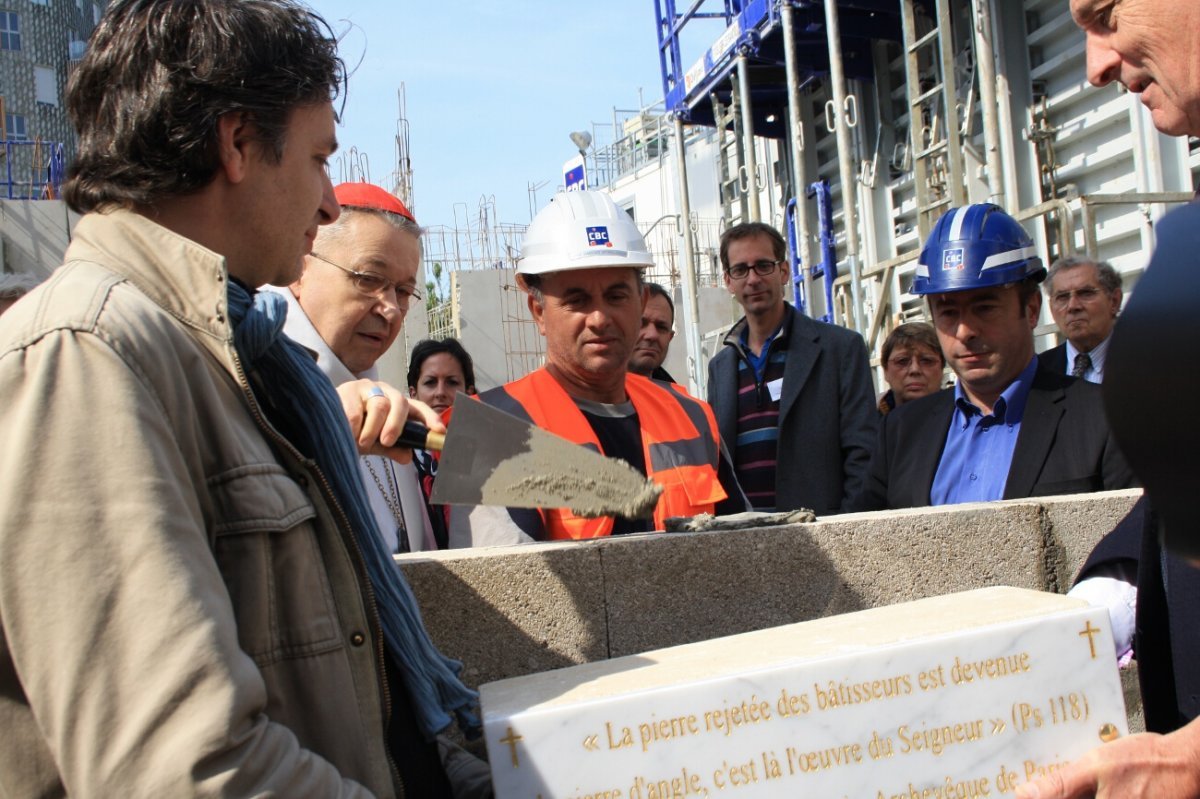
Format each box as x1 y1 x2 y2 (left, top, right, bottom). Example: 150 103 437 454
309 252 423 304
1049 287 1106 309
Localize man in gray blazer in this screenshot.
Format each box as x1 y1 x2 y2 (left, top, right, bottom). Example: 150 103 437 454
706 222 877 516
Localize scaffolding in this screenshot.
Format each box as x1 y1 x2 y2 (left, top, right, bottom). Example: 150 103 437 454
0 139 66 199
390 85 415 210
419 196 540 381
652 0 1199 388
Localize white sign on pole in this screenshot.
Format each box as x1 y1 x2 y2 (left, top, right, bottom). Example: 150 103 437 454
564 155 587 192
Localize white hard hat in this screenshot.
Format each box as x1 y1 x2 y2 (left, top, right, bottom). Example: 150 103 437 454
517 190 654 275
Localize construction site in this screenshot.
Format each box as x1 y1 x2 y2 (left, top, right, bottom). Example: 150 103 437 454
0 4 1180 792
1 2 1193 394
398 0 1198 397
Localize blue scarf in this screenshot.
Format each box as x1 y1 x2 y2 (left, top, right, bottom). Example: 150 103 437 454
227 281 479 739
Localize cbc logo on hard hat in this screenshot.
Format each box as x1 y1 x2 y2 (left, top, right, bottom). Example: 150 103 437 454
942 248 965 271
586 226 613 248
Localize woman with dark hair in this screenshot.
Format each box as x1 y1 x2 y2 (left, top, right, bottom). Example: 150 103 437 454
407 337 476 414
878 322 945 414
407 338 476 547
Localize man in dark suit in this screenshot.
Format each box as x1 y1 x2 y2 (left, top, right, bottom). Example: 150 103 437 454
1018 203 1200 799
851 204 1133 512
1018 4 1200 795
707 222 877 516
1038 256 1122 383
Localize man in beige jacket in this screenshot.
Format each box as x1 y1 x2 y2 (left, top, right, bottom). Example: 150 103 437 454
0 1 476 796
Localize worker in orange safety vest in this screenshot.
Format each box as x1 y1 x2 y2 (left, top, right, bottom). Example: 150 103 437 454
447 190 748 547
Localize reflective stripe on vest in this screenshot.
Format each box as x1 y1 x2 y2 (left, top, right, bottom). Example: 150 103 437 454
487 368 726 539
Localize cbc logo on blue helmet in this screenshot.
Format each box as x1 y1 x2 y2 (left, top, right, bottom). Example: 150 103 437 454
912 203 1046 296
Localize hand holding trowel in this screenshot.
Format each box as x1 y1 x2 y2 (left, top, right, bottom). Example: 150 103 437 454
395 394 662 519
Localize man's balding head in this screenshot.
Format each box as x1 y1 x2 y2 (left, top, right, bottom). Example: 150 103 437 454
1071 0 1200 137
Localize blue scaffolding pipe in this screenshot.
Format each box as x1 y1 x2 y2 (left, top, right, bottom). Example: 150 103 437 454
808 178 837 324
655 0 743 109
784 196 807 315
654 0 902 133
1 140 66 200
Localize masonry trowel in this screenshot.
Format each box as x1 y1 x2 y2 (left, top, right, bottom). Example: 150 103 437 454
399 394 661 519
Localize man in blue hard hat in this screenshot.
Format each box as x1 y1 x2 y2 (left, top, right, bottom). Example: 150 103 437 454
850 203 1134 511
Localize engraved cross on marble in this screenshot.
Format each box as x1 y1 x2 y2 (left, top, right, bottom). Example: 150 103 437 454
499 726 524 767
1078 620 1100 659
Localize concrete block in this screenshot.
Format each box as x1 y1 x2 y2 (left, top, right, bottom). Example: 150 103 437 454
1038 488 1142 588
1121 662 1145 734
398 543 608 688
812 502 1050 606
400 492 1147 715
402 494 1149 734
600 501 1048 658
599 524 857 658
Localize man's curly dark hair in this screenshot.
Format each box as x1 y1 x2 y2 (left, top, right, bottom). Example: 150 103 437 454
64 0 345 213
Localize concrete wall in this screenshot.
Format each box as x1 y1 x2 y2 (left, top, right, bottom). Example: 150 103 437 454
399 489 1142 694
452 267 541 393
0 198 75 277
662 284 740 388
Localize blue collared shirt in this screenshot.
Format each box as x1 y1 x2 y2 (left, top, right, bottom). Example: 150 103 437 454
930 357 1039 506
739 320 785 384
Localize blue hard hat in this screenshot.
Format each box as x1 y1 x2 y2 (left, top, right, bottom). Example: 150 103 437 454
912 203 1046 295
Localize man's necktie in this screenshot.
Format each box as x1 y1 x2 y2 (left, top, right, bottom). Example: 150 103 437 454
1072 351 1092 378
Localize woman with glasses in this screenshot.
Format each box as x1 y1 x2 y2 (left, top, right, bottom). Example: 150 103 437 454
878 322 946 414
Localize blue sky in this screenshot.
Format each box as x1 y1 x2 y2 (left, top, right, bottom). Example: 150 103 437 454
307 1 673 228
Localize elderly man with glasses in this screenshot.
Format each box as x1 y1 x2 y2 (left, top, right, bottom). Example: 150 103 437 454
1039 256 1123 383
271 181 439 553
706 221 877 516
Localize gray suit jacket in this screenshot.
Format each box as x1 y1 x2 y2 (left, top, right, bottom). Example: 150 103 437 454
707 304 877 516
1039 342 1067 375
850 365 1135 511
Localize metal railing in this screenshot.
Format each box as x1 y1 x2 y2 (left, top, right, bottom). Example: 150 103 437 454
1078 192 1194 257
591 113 672 189
0 140 66 199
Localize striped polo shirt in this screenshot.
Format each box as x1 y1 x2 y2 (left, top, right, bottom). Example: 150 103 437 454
721 315 790 511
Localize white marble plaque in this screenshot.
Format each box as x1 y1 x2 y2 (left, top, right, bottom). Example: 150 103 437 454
481 587 1127 799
